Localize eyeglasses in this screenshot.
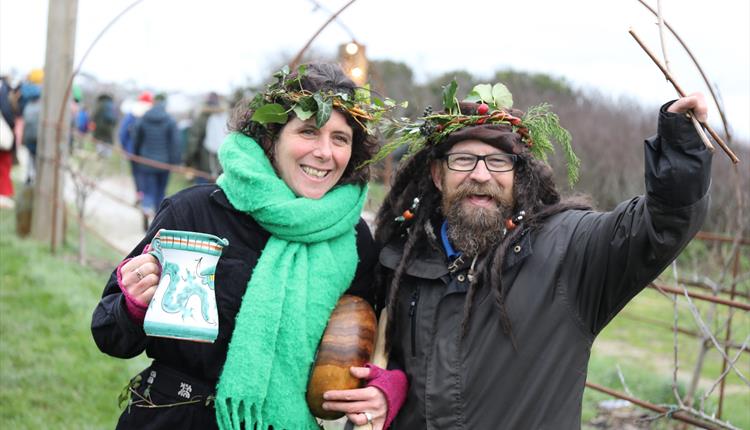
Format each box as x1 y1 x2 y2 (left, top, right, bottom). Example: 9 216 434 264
443 153 517 172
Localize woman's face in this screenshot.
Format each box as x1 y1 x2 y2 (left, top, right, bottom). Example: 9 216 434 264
274 110 353 199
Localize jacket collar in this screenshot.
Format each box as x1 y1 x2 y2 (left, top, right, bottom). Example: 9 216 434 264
379 221 533 279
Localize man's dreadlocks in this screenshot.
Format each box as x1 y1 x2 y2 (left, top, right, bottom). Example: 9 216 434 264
375 145 592 352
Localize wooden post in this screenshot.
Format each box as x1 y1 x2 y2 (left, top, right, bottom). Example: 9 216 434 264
31 0 78 250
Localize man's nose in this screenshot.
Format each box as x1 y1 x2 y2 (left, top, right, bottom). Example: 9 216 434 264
468 159 492 182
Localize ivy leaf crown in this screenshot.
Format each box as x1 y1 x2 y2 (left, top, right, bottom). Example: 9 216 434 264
247 64 407 136
373 79 580 185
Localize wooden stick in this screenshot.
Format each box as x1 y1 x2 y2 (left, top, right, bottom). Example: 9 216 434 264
628 28 740 164
636 0 733 142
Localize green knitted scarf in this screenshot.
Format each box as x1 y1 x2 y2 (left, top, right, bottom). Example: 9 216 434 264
214 133 367 430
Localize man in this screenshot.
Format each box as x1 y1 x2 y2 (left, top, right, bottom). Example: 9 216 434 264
133 93 180 229
185 91 227 184
373 81 711 429
93 93 117 157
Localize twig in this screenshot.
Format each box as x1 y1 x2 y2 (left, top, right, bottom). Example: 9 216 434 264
656 0 670 72
701 333 750 406
305 0 357 39
636 0 733 142
670 262 683 406
628 28 740 164
289 0 359 70
616 364 635 397
681 286 750 386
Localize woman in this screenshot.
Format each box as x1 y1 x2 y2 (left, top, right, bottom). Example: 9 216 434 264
92 64 405 430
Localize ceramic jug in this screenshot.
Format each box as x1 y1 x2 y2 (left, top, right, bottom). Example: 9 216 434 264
143 229 228 343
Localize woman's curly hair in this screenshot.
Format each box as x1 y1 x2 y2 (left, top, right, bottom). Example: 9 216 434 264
228 63 378 185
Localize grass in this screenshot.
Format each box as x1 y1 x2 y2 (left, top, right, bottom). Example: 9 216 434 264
583 241 750 429
0 208 149 429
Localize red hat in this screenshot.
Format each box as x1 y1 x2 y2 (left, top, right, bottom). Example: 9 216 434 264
138 91 154 103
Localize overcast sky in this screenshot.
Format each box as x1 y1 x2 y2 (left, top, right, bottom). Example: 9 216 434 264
1 0 748 141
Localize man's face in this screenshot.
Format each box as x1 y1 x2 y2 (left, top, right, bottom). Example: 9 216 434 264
431 140 515 213
431 139 516 255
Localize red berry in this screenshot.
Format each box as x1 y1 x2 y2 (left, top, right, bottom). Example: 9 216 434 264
477 103 489 115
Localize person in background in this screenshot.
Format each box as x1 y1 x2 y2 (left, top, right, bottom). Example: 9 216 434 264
92 63 407 430
19 73 42 169
119 91 154 204
92 92 116 157
0 73 17 209
185 92 227 184
132 93 180 229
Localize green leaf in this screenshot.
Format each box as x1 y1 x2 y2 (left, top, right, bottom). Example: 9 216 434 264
355 85 371 104
296 95 316 112
463 90 482 103
314 93 332 128
251 103 288 125
293 105 314 121
296 64 307 77
472 84 493 104
492 83 513 108
373 97 384 107
273 65 290 80
442 79 458 113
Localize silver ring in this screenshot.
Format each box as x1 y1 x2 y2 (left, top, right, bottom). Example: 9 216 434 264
135 268 144 281
363 412 373 424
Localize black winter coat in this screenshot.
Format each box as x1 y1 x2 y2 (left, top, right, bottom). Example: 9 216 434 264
384 104 712 429
91 184 377 428
134 104 181 173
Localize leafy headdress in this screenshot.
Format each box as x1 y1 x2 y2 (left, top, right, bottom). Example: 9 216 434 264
244 64 404 137
372 79 580 185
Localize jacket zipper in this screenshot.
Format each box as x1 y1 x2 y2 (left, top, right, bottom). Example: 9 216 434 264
409 285 421 357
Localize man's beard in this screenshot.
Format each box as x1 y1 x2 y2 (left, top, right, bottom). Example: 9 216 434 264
443 180 513 257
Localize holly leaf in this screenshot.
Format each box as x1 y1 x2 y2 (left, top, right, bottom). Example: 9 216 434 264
314 93 332 128
442 79 458 113
492 83 513 108
472 84 493 104
251 103 288 125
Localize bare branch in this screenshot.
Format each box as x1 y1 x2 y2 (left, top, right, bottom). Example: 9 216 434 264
628 28 741 163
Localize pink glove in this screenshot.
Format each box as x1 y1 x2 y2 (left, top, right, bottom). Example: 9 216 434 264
116 244 157 324
365 363 408 429
116 257 148 323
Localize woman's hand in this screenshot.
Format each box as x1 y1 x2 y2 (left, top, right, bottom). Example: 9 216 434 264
322 366 387 430
667 92 708 122
120 254 161 305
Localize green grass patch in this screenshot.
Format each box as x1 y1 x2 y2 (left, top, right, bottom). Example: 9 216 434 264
0 209 148 429
586 281 750 429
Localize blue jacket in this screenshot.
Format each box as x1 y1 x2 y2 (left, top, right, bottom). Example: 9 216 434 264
133 103 180 173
